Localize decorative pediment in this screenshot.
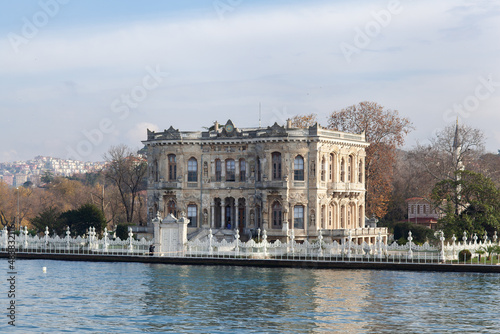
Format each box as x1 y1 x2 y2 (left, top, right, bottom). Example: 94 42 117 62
148 126 181 140
260 122 288 138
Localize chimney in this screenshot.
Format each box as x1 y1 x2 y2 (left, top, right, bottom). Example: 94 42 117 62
286 119 292 129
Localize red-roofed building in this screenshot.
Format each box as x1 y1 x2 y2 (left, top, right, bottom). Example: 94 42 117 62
406 197 443 230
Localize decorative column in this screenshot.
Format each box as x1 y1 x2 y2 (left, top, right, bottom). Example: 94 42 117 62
347 229 352 258
462 231 467 247
211 200 215 229
235 199 239 231
262 229 268 257
220 198 225 229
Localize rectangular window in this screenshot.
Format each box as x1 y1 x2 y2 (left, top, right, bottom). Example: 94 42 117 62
239 160 246 182
226 159 235 182
294 206 304 229
215 160 222 182
187 205 197 227
187 158 197 182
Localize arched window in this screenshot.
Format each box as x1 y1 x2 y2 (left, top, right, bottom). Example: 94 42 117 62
168 154 176 181
188 158 197 182
256 157 261 182
215 159 222 181
347 205 352 227
321 205 325 229
340 205 345 228
294 205 304 229
294 155 304 181
329 153 334 182
154 159 159 182
226 159 235 182
239 159 246 182
358 159 363 183
272 201 282 228
272 152 282 180
167 200 177 217
321 157 326 181
187 204 197 227
340 158 345 182
348 155 353 182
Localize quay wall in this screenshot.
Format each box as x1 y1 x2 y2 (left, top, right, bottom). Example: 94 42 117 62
2 252 500 274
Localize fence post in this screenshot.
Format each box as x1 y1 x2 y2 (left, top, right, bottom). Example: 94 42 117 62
208 228 213 256
128 227 134 253
23 226 28 250
451 234 457 260
407 231 413 260
104 227 109 252
318 229 323 257
262 229 268 257
440 231 446 262
235 228 240 257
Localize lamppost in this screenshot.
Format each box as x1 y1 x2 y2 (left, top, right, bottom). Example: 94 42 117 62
16 187 20 231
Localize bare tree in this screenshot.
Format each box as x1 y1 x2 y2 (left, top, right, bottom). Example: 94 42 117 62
412 123 485 183
103 145 147 224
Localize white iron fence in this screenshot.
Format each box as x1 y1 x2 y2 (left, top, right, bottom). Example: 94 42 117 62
1 226 499 265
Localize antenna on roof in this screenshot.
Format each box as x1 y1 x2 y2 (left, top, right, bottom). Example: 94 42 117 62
259 102 261 129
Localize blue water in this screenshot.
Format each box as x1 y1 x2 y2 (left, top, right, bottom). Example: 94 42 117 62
1 259 500 333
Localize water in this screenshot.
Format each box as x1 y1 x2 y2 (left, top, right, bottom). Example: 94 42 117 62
1 259 500 333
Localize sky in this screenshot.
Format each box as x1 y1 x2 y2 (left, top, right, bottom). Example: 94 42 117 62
1 0 499 162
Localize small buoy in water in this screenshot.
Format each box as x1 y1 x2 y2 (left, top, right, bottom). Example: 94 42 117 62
42 267 47 273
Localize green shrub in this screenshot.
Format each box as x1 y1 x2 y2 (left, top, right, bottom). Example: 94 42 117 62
459 249 472 262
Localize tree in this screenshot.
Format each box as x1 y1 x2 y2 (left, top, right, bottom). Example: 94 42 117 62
59 203 107 236
290 114 317 128
30 207 64 235
413 123 485 184
103 145 147 223
432 170 500 237
327 101 413 218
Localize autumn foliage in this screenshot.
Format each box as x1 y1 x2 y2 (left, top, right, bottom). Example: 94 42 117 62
289 113 317 128
327 101 413 218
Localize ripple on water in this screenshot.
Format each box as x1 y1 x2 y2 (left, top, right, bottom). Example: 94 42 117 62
0 260 499 333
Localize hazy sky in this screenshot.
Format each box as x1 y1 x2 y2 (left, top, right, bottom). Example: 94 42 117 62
1 0 499 162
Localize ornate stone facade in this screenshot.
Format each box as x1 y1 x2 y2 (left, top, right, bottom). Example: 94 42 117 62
143 120 386 243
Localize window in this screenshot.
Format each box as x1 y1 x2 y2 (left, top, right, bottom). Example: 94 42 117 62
329 153 334 181
167 200 177 217
272 201 282 228
215 159 222 181
187 204 197 227
272 152 282 180
294 205 304 229
154 159 159 182
226 159 235 182
188 158 197 182
294 156 304 181
340 158 345 182
168 154 176 181
321 205 325 229
239 159 246 182
358 160 363 183
423 205 427 214
417 205 420 214
340 205 345 228
348 155 353 182
256 157 261 181
321 157 326 181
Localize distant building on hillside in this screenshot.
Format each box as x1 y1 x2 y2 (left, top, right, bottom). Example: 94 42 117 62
406 197 442 230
